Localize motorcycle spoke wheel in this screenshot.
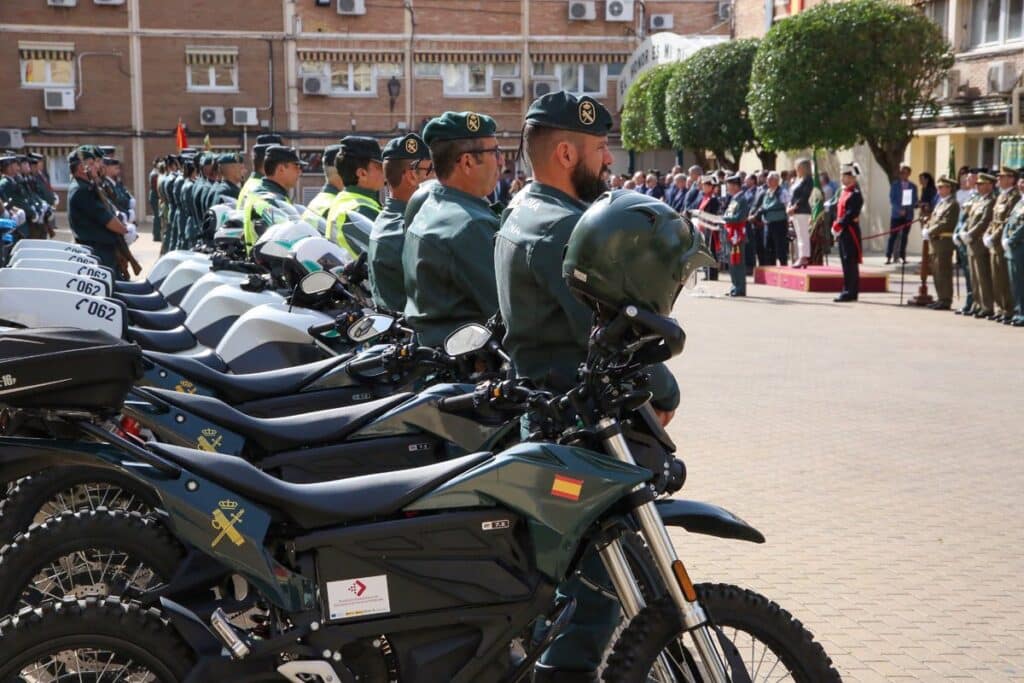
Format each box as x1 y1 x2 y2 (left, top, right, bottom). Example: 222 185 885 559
20 548 163 611
38 483 146 522
18 647 160 682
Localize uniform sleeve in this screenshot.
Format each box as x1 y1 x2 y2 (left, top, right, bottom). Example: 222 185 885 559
452 217 500 317
530 216 593 347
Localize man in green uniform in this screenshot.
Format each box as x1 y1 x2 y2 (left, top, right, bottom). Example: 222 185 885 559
962 172 997 319
16 156 47 238
209 153 244 207
28 154 57 238
952 174 978 315
149 157 162 242
368 133 433 312
1004 188 1024 326
0 155 34 238
325 136 385 257
300 144 344 224
237 134 282 213
494 92 677 682
66 146 130 272
242 145 305 253
160 156 181 253
179 154 201 249
721 173 750 297
983 167 1021 323
922 176 960 310
402 111 502 347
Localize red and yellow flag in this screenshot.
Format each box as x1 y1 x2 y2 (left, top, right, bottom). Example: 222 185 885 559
551 474 584 502
175 119 188 152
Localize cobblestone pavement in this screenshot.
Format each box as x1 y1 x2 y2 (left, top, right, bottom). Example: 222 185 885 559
104 233 1024 680
663 262 1024 682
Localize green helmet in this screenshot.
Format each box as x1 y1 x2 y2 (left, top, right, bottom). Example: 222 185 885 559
563 190 714 316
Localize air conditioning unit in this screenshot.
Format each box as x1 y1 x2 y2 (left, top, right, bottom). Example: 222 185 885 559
47 0 77 7
302 75 330 95
94 0 125 5
499 79 523 98
717 1 732 21
987 61 1018 94
43 88 75 111
606 0 634 22
568 0 596 20
0 130 25 149
650 13 674 30
200 106 226 126
232 107 258 126
935 69 960 100
532 78 559 99
337 0 366 15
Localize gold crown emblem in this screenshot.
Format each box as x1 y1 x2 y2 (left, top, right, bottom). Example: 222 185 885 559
201 427 219 437
219 499 239 510
467 113 481 132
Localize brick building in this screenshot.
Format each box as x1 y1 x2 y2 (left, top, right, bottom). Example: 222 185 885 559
733 0 1024 253
0 0 728 216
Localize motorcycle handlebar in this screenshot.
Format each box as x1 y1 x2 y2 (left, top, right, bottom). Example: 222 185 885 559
438 392 481 413
307 320 338 336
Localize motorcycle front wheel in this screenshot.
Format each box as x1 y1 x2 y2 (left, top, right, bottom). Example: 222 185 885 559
602 583 842 683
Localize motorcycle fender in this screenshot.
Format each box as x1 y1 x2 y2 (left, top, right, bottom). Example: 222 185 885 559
655 499 765 544
0 437 125 483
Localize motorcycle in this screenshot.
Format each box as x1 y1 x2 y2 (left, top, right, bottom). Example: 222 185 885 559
0 306 840 682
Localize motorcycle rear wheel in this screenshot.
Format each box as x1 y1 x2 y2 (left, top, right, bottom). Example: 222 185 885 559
0 596 193 682
602 583 841 683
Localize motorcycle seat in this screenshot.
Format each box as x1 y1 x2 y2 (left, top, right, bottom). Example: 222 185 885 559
128 307 187 331
144 351 349 403
143 387 412 452
113 290 169 311
127 325 198 354
113 280 156 295
150 443 493 529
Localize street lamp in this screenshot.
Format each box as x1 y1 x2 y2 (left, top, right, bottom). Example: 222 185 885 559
388 76 400 113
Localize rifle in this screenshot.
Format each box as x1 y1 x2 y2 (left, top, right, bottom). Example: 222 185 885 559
95 180 142 278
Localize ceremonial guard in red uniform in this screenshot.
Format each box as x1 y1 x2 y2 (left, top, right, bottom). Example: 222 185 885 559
831 164 863 302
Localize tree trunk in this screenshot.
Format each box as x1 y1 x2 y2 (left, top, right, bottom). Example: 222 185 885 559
866 137 911 184
756 149 777 170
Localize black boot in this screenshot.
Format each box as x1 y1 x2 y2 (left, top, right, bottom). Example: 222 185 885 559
533 663 600 683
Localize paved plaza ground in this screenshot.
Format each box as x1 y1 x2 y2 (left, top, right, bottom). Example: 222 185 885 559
663 261 1023 682
105 227 1024 681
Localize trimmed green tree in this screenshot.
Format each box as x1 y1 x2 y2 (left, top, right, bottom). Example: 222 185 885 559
621 63 679 153
665 39 772 171
748 0 952 182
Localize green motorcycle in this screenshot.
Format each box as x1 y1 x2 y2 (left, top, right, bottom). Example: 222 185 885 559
0 305 838 682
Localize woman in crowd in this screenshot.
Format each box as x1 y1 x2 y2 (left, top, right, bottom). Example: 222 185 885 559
753 171 790 266
787 158 813 268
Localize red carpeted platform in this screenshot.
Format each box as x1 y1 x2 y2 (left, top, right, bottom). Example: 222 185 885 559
754 266 889 293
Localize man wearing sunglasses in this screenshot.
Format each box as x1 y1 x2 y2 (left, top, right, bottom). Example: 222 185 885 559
368 133 434 313
401 110 503 346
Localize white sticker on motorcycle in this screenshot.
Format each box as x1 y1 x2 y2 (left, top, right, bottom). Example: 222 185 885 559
325 575 391 621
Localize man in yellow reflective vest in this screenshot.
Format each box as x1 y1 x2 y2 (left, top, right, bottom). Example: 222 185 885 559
242 145 306 253
237 134 282 216
301 144 344 224
325 136 384 258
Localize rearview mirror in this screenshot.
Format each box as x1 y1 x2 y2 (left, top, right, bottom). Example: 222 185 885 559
444 323 492 357
299 270 338 296
348 313 395 343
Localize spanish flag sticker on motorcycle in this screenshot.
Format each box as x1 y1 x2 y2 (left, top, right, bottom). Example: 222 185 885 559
551 474 584 501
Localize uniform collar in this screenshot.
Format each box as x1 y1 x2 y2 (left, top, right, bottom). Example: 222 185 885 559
258 178 289 197
343 185 379 202
321 183 340 196
527 181 588 211
384 196 407 213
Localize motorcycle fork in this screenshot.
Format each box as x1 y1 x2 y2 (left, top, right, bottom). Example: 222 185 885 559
598 417 731 683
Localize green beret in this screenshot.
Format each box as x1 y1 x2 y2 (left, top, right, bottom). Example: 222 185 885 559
75 145 100 160
339 136 382 161
525 91 612 135
217 152 242 165
382 133 430 161
251 143 272 161
256 134 283 145
422 111 497 145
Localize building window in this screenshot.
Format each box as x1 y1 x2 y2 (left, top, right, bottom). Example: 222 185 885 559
186 47 239 92
414 63 442 78
27 147 72 189
18 42 75 89
607 62 626 78
442 63 491 96
300 61 378 96
492 62 519 78
970 0 1024 47
925 0 949 36
558 63 606 96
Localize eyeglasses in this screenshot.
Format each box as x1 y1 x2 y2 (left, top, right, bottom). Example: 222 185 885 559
412 162 434 175
465 146 502 160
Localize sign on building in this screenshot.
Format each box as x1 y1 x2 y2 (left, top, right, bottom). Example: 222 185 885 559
616 33 727 109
